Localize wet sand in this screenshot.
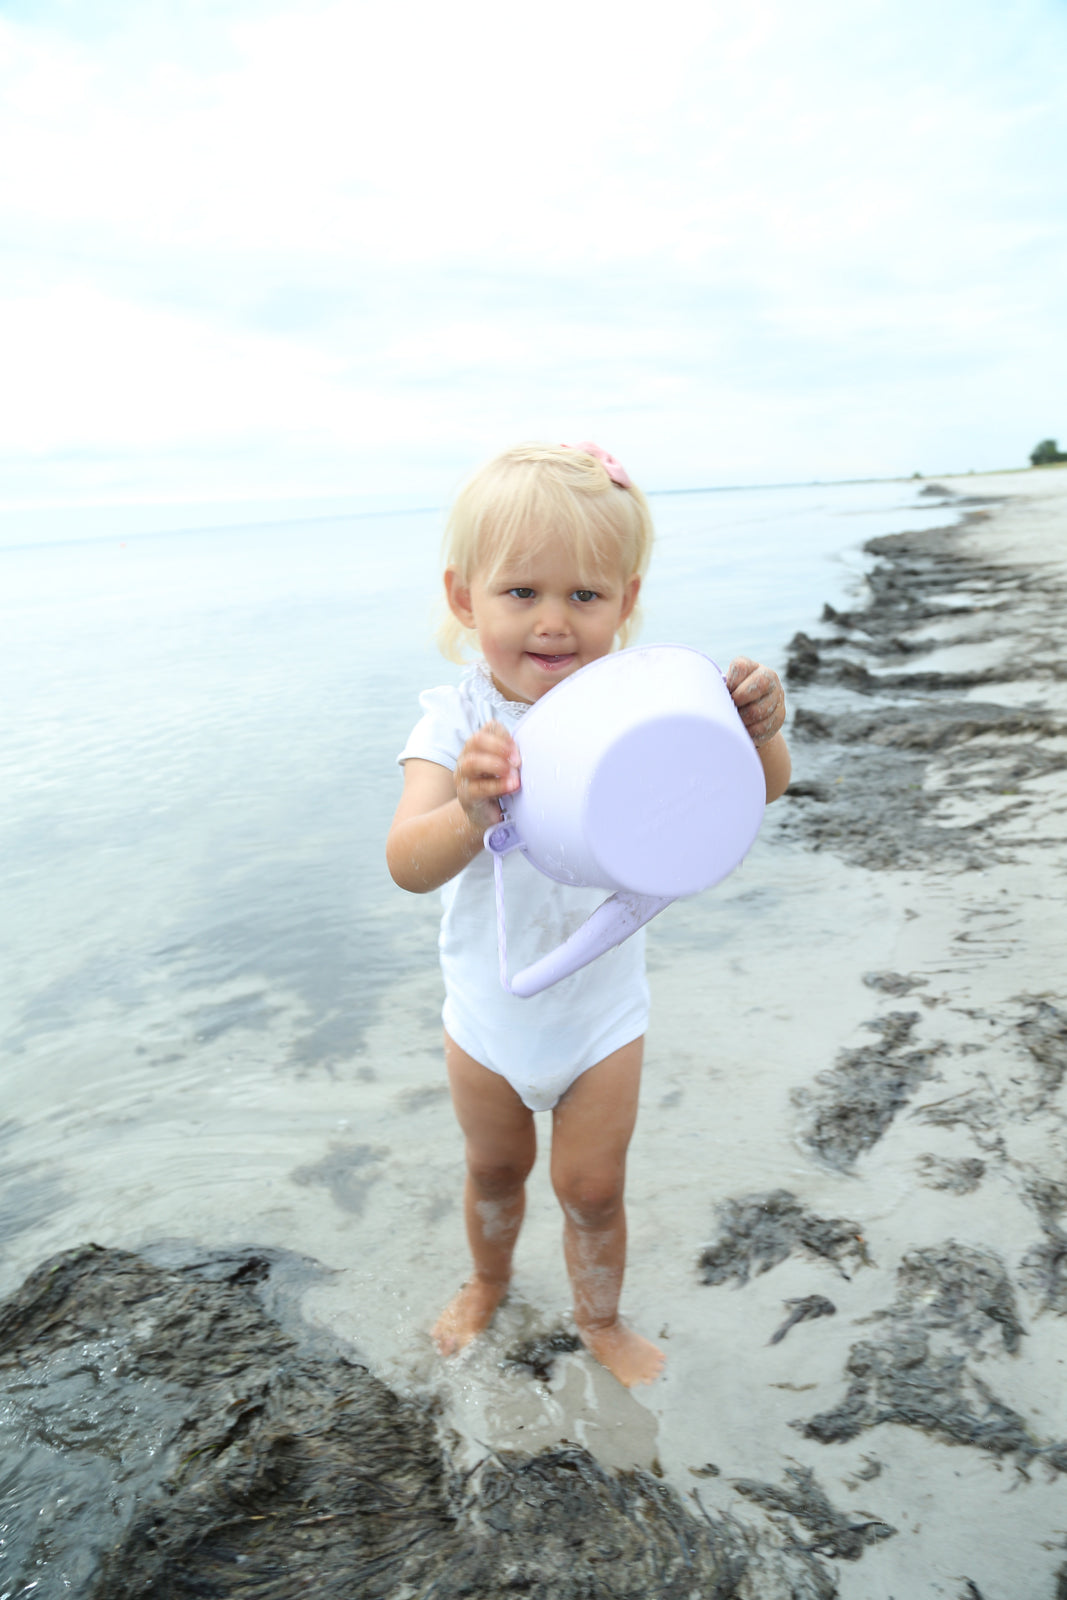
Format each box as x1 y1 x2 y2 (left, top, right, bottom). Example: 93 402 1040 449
3 468 1066 1595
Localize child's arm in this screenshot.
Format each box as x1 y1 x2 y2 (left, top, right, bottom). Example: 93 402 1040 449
386 721 520 893
726 656 791 803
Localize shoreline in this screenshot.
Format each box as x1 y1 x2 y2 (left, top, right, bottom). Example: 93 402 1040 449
7 462 1061 553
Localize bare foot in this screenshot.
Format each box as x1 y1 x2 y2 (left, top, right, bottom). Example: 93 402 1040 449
432 1279 507 1356
577 1320 665 1387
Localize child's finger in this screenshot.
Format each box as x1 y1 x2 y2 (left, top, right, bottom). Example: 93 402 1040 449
458 761 517 796
472 722 521 766
725 655 757 695
737 680 782 717
737 689 785 744
728 661 778 706
455 729 522 809
744 709 783 746
460 738 519 781
464 765 519 796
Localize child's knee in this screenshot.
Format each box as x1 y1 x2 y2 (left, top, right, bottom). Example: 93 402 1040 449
552 1167 625 1227
467 1154 533 1197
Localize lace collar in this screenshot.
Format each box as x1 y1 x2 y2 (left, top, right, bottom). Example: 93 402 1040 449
472 660 531 718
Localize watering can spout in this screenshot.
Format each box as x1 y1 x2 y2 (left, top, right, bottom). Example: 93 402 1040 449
508 891 674 999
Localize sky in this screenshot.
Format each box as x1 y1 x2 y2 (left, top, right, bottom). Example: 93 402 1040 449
2 0 1066 530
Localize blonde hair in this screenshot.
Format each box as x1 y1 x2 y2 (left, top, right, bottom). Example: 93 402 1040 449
438 442 655 661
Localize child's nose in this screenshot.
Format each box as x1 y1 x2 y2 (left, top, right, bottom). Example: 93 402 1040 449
533 597 568 634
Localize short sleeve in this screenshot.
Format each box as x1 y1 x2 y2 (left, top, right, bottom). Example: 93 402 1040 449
396 683 470 772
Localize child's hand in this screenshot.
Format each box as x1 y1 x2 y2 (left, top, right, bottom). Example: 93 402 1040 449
726 657 786 747
454 721 521 829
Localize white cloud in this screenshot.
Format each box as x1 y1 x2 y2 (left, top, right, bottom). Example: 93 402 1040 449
1 0 1066 514
0 285 337 452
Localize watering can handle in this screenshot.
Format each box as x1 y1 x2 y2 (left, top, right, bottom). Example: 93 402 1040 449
489 838 672 1000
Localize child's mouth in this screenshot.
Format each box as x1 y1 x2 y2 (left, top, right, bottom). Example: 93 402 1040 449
528 652 576 671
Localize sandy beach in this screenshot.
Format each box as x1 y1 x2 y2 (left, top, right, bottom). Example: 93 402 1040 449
2 468 1065 1597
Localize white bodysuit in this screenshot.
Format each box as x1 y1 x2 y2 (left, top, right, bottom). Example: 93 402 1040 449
397 663 650 1111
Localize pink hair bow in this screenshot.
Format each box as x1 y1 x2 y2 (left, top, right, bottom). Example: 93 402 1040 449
562 440 632 489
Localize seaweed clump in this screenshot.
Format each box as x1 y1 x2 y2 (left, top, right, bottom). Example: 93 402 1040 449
780 512 1067 872
875 1242 1025 1352
769 1296 837 1346
792 1012 943 1170
698 1190 868 1287
914 1153 986 1194
732 1465 895 1562
503 1327 582 1381
1015 999 1067 1113
1020 1176 1067 1315
792 1241 1067 1473
0 1243 838 1600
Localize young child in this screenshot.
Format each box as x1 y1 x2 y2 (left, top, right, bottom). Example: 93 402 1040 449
387 442 790 1388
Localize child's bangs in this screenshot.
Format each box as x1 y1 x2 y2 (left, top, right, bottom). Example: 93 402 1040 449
479 506 629 590
472 462 647 588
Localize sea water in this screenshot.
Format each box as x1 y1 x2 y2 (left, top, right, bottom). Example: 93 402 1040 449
0 477 958 1296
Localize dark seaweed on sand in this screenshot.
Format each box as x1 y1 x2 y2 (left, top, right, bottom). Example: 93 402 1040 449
914 1152 987 1193
769 1295 837 1346
874 1242 1025 1351
1020 1174 1067 1315
781 505 1067 872
0 1244 842 1600
792 1241 1067 1474
792 1011 944 1171
697 1190 868 1286
502 1327 582 1381
1016 999 1067 1112
731 1465 895 1561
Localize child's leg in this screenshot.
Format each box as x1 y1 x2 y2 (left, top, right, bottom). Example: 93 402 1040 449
433 1030 537 1356
550 1037 664 1388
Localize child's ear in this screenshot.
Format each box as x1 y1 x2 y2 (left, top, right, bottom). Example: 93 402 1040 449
619 574 641 624
444 569 476 629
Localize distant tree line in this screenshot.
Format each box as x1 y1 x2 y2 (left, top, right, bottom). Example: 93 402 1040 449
1030 439 1067 466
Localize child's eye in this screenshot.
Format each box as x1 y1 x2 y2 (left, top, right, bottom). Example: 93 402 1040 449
508 587 536 600
572 589 598 603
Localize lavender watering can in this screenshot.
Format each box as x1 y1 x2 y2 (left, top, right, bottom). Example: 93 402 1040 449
484 644 766 998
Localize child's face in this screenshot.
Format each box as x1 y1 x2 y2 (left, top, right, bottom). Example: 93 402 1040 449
445 533 640 704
